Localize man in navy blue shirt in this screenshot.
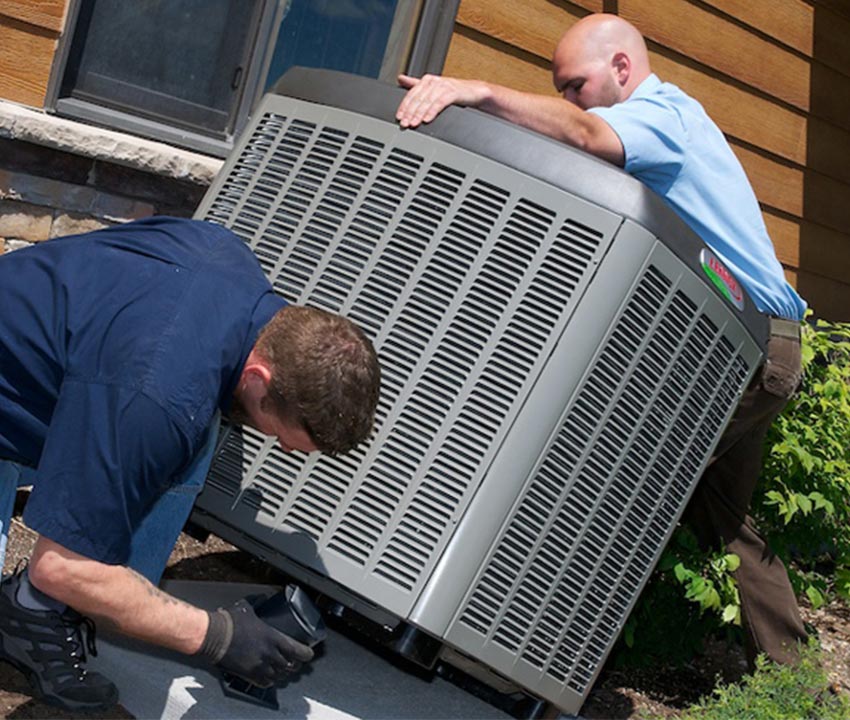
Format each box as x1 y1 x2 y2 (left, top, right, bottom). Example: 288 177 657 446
0 216 381 711
397 14 809 672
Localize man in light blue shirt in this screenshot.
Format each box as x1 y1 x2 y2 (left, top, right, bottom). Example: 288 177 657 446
397 13 808 670
587 73 805 320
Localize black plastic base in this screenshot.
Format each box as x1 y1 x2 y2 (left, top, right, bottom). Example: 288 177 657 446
220 673 279 710
435 662 551 720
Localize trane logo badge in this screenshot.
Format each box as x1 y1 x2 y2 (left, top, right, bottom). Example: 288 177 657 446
701 248 744 311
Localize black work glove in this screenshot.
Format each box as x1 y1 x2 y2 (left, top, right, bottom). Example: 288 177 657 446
197 599 314 687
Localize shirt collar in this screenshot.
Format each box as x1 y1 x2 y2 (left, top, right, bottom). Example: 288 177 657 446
628 73 662 101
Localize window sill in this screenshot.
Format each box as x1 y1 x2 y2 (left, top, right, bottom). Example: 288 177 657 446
0 99 224 185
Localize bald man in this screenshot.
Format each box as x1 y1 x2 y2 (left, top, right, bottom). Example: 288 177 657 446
397 13 809 670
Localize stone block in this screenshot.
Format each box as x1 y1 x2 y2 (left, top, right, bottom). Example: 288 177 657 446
0 100 222 184
0 237 4 254
0 168 93 212
0 169 154 222
91 160 208 211
0 199 53 241
90 192 154 222
50 213 112 239
152 203 196 219
0 137 92 185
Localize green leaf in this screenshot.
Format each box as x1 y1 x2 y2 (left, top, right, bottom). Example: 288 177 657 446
805 585 825 609
809 492 834 515
783 493 798 524
723 553 741 572
823 379 843 398
801 343 815 365
796 493 813 515
703 587 721 610
764 490 782 503
686 577 707 600
721 604 739 625
792 446 816 474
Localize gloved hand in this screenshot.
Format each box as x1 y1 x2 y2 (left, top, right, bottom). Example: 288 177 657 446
196 599 314 687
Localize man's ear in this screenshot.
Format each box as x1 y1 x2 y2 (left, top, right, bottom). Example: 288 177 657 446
612 51 631 86
240 358 273 395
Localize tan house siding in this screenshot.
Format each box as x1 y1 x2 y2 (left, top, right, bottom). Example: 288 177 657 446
0 0 67 106
443 0 850 321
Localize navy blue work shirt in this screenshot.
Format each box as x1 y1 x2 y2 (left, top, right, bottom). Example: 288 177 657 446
0 216 285 564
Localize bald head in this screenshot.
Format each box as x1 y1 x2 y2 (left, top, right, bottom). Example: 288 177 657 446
552 14 651 110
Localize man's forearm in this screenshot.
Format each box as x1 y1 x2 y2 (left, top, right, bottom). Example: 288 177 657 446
478 84 587 140
477 84 625 165
396 74 624 166
29 536 208 655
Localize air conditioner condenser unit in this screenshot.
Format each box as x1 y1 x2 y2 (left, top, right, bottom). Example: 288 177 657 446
190 68 767 715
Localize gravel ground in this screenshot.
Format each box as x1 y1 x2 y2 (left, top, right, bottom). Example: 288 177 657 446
1 512 847 719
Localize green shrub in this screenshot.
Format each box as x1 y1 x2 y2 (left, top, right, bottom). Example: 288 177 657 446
755 318 850 607
617 318 850 665
614 527 741 666
672 641 850 720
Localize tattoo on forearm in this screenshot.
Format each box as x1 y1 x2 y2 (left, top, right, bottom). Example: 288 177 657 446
127 568 194 610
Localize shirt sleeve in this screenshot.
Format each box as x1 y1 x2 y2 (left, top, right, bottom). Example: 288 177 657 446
589 95 688 190
23 379 192 565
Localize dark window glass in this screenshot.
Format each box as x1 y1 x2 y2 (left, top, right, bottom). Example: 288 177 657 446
264 0 400 91
61 0 262 137
53 0 432 153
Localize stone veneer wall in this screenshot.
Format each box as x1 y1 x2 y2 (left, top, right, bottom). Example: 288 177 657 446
0 100 224 254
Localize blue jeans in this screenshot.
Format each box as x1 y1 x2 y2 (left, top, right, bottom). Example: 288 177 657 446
0 413 220 585
0 462 36 572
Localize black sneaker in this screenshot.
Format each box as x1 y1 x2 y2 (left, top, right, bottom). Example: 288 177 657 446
0 570 119 712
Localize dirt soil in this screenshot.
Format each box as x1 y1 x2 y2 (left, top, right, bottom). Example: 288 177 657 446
1 515 848 719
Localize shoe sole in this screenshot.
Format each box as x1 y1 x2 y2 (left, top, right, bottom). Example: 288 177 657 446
0 636 118 712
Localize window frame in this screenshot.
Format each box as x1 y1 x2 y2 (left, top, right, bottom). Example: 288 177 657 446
46 0 460 158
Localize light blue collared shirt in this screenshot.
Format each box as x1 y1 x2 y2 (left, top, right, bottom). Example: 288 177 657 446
589 74 806 320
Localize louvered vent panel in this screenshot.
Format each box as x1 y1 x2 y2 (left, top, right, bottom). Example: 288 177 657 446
370 197 552 587
205 427 267 497
199 109 614 601
231 120 319 256
242 447 303 520
457 265 751 695
371 205 603 590
206 114 289 228
283 451 365 541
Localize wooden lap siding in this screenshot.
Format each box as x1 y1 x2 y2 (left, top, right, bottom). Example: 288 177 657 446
0 0 66 107
444 0 850 321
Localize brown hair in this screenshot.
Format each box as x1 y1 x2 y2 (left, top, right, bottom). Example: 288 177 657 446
255 305 381 455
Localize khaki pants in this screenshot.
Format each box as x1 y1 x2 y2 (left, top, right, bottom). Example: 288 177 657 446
684 325 808 668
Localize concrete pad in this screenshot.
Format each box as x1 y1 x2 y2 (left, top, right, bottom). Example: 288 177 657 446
89 580 514 720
